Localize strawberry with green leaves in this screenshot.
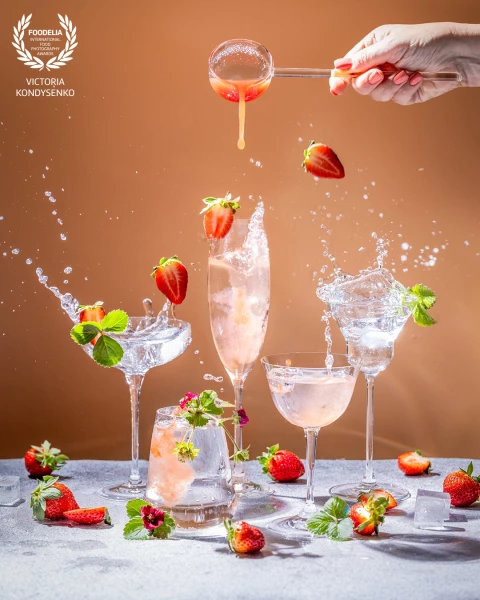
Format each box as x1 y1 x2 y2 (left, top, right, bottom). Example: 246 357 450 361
398 450 431 476
443 462 480 507
225 519 265 554
302 141 345 179
64 507 111 525
151 256 188 305
77 301 105 345
350 496 388 536
71 308 129 367
358 489 397 511
257 444 305 482
201 193 240 239
24 440 68 477
30 476 79 521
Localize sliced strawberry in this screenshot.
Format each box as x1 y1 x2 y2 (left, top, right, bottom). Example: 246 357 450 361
77 301 105 345
64 507 112 525
398 450 431 476
151 256 188 305
257 444 305 482
358 489 397 511
225 519 265 553
350 496 388 536
302 141 345 179
201 193 240 239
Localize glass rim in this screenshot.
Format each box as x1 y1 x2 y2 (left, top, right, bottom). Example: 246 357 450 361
324 299 412 309
209 38 273 66
260 351 354 371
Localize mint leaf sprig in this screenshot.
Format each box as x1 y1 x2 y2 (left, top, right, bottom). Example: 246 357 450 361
123 499 175 540
405 284 437 327
70 309 128 367
306 496 353 541
176 390 249 465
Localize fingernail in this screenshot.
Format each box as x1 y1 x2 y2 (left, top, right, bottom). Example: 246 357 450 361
368 71 384 85
393 70 409 85
334 58 352 70
409 73 423 86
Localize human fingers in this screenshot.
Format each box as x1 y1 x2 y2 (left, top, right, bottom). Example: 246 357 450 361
368 70 411 102
391 73 425 105
329 76 349 96
334 38 404 75
350 68 385 95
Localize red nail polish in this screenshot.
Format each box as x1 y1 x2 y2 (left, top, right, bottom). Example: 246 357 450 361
393 71 408 85
334 58 352 70
409 73 423 86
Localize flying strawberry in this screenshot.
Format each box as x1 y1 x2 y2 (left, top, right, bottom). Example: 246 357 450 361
77 301 105 345
30 476 79 521
302 141 345 179
358 489 397 511
257 444 305 482
201 193 240 239
151 256 188 305
398 450 431 476
443 462 480 507
350 496 388 536
24 440 68 477
64 507 112 525
225 519 265 554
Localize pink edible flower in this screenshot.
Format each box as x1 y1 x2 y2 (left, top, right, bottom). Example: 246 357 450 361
237 409 249 428
180 392 198 410
141 505 164 531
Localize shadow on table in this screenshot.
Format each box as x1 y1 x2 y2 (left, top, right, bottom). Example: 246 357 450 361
363 533 480 562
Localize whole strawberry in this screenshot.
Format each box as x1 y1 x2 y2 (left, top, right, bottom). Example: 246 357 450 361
225 519 265 554
201 193 240 239
257 444 305 482
397 450 431 476
24 440 68 477
350 496 388 536
30 476 79 520
443 462 480 507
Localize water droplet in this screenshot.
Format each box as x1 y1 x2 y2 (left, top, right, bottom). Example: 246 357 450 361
29 149 33 154
45 166 49 171
194 350 199 355
464 240 470 246
26 258 32 264
401 242 409 250
0 216 3 220
12 248 20 255
45 191 51 197
60 233 66 241
400 255 407 262
199 360 204 365
64 267 72 274
52 210 57 215
63 280 68 284
57 218 63 225
49 197 56 203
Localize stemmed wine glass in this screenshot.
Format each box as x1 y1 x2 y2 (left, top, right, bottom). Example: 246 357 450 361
261 352 358 536
207 212 270 495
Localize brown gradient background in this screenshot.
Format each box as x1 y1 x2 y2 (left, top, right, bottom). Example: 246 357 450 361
0 1 479 463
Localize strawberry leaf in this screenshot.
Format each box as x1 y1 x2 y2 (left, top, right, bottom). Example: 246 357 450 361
70 322 102 345
92 335 124 367
101 310 128 333
126 499 149 519
307 497 352 541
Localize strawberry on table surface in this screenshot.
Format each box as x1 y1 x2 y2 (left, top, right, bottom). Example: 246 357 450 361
358 489 397 511
302 141 345 179
225 519 265 554
30 476 79 521
151 256 188 305
24 440 68 477
350 496 388 536
398 450 431 476
443 462 480 507
201 193 240 239
64 507 112 525
257 444 305 482
77 301 105 345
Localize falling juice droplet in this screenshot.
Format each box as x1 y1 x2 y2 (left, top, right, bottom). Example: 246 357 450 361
237 87 246 150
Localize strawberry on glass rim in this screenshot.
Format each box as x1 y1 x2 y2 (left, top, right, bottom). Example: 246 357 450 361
151 256 188 306
77 301 105 345
201 193 240 239
302 141 345 179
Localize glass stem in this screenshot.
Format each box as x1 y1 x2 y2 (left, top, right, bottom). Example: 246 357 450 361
233 381 245 481
126 373 144 487
363 374 376 487
299 428 319 518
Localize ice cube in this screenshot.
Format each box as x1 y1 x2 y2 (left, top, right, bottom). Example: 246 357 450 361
359 329 392 349
0 476 21 506
414 489 450 530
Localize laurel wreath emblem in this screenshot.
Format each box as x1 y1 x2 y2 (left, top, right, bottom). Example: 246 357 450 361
12 13 78 71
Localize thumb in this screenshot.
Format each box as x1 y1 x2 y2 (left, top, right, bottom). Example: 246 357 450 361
335 40 394 73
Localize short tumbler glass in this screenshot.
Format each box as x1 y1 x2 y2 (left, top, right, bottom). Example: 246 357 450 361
145 406 237 531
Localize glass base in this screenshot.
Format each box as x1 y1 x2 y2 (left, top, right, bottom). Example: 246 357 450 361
98 481 146 500
267 514 313 539
234 479 275 496
329 481 410 503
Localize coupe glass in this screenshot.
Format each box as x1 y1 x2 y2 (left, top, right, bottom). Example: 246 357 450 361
208 216 270 495
327 301 412 501
261 352 358 537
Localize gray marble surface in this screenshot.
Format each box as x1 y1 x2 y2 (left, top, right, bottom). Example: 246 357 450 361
1 458 479 600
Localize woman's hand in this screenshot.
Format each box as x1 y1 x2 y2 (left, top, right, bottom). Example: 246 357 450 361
330 23 480 105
